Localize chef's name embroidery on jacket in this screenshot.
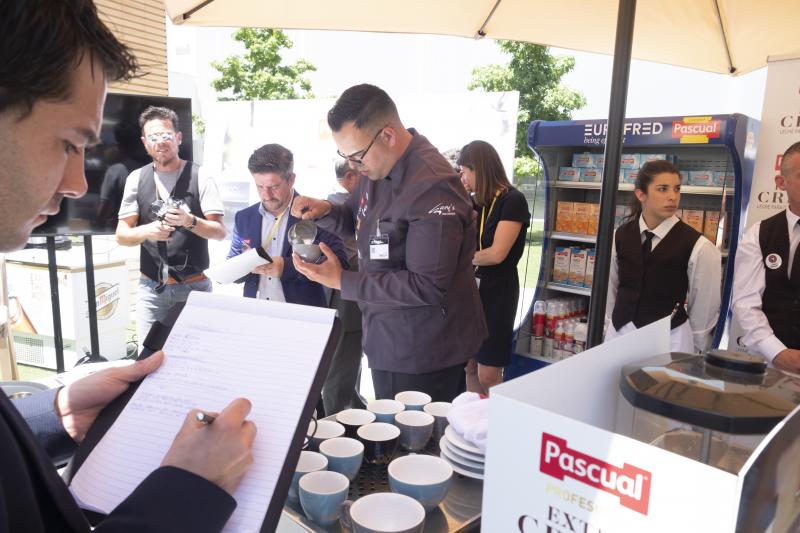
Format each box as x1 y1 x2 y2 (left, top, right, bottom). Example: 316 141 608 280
428 203 456 216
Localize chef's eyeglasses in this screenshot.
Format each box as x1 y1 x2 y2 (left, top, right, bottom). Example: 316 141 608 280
146 132 176 144
337 128 383 166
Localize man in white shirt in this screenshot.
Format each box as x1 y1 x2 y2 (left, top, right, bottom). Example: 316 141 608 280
732 141 800 372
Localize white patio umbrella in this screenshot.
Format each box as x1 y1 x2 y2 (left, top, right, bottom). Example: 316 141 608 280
163 0 800 346
165 0 800 76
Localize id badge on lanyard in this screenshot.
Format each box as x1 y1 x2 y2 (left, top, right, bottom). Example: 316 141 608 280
369 220 389 260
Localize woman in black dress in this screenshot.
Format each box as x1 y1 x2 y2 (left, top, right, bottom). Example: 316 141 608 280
457 141 530 394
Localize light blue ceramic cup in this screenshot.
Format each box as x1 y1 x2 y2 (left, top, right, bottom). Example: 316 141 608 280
319 437 364 481
288 451 328 504
367 399 405 423
394 391 432 411
388 455 453 512
307 419 345 451
423 401 452 442
394 410 434 452
299 470 350 526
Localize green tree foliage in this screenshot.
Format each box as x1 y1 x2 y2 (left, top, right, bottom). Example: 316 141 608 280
469 41 586 177
211 28 316 100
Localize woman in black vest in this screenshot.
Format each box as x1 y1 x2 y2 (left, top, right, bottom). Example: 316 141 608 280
606 160 721 353
457 141 530 394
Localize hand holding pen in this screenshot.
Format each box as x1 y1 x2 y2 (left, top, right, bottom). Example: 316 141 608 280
161 398 257 495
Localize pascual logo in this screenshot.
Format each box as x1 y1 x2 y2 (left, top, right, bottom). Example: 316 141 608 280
540 433 652 515
94 282 120 320
671 117 721 143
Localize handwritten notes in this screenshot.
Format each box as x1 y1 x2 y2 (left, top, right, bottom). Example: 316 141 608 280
70 291 336 532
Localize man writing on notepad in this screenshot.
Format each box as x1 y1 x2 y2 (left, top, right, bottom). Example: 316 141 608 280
0 1 255 531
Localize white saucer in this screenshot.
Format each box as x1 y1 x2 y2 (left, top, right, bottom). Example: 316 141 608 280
440 434 484 463
439 437 484 470
444 425 484 456
440 435 484 462
439 451 484 480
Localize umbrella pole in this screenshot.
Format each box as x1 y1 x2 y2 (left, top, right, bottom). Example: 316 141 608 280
586 0 637 348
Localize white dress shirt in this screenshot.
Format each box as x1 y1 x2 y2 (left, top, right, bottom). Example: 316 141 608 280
605 214 722 353
731 209 800 362
256 201 291 302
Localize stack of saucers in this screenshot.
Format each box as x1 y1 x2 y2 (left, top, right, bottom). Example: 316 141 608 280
438 425 484 480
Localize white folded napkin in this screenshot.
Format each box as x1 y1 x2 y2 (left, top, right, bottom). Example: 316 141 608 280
446 392 489 453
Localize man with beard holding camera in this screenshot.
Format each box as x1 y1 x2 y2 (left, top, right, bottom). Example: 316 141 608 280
116 106 226 345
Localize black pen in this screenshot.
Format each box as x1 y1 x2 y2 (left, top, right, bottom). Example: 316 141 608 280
196 412 216 425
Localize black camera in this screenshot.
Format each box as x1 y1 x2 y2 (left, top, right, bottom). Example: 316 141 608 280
150 197 185 226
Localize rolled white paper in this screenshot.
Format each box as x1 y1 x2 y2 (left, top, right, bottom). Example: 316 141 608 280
205 248 269 284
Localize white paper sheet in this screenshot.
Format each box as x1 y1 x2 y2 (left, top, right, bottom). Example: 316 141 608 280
70 291 336 533
205 247 270 284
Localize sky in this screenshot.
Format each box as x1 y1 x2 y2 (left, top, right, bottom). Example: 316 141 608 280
167 25 768 123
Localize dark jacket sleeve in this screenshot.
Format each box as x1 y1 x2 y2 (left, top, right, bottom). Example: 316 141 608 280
12 387 76 464
318 226 350 271
317 195 357 240
94 466 236 533
227 207 258 286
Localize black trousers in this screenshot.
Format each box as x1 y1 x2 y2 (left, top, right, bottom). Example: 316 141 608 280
371 364 465 402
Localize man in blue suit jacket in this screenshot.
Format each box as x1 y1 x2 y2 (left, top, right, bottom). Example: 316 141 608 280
228 144 348 307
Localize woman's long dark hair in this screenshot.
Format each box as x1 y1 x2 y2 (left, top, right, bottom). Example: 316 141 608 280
457 140 512 206
625 159 681 222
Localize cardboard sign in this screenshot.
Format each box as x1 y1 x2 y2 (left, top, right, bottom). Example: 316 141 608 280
482 318 798 532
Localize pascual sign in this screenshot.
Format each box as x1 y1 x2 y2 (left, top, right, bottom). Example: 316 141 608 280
539 433 652 515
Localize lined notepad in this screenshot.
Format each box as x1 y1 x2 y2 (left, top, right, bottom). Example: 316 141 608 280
70 292 336 532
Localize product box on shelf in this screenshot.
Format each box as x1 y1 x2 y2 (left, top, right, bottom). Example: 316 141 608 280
573 203 591 234
483 318 800 533
553 247 572 283
568 248 588 286
620 153 641 169
641 153 669 164
683 209 705 233
620 169 639 184
558 167 581 182
689 170 714 186
572 153 596 168
704 211 721 244
555 202 575 233
580 168 603 183
680 171 690 185
588 203 600 236
713 172 736 188
585 250 596 288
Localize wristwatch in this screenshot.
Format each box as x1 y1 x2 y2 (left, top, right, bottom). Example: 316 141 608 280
186 215 197 231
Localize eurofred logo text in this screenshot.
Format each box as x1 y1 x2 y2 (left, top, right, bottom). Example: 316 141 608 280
539 433 652 515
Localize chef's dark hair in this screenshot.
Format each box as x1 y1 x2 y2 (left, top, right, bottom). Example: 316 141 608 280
626 159 681 222
327 84 399 133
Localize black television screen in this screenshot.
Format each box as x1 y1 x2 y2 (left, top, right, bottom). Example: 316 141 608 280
32 94 193 236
